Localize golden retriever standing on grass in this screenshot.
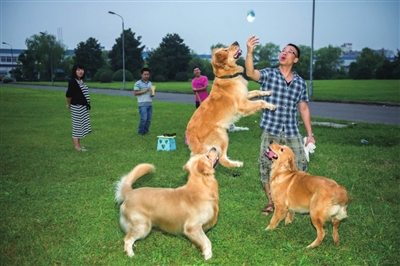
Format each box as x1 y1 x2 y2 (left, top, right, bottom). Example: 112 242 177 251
265 141 348 247
115 147 220 260
186 42 276 168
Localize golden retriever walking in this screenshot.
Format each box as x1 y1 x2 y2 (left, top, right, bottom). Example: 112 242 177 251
186 42 276 168
265 141 348 247
115 148 220 260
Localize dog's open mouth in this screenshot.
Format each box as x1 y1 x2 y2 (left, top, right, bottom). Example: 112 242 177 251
233 49 242 59
208 147 219 168
213 157 219 168
265 148 278 159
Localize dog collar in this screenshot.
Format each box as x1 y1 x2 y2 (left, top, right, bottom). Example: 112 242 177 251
215 72 243 79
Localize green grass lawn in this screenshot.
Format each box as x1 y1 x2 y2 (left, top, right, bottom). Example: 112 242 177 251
1 86 399 265
17 79 400 103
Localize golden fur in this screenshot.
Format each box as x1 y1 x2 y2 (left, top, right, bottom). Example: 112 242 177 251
266 141 348 247
186 42 276 168
115 148 220 260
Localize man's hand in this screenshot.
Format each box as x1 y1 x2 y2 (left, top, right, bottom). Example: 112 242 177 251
246 35 259 54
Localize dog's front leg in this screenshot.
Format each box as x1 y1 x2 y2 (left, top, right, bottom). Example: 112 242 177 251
124 234 136 257
239 100 276 116
285 210 295 225
247 90 272 99
266 205 288 230
184 225 212 260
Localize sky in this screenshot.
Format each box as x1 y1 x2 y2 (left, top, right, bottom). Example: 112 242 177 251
1 0 399 55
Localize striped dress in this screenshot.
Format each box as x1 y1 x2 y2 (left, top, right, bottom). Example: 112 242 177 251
71 80 91 138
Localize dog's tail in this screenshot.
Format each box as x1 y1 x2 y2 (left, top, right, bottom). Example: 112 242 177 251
333 185 348 220
115 164 155 204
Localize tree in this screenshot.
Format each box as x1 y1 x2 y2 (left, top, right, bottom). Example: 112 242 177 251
349 47 385 79
101 50 111 70
18 32 67 81
188 52 206 72
210 43 226 51
292 45 311 79
254 42 280 64
375 60 394 79
188 52 213 80
376 49 400 79
39 32 67 81
109 28 144 75
7 66 23 81
149 33 192 81
146 47 167 80
58 55 73 80
348 62 358 79
313 45 343 79
18 49 38 80
393 49 400 79
357 48 384 73
74 37 104 79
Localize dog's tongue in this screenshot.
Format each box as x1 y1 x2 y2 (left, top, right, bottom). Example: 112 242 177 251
266 150 276 159
234 49 242 59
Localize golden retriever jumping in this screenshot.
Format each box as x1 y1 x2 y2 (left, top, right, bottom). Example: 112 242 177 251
186 42 276 168
115 148 220 260
265 141 348 247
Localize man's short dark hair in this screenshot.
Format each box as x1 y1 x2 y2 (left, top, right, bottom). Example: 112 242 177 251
193 66 201 71
287 43 300 59
141 67 150 74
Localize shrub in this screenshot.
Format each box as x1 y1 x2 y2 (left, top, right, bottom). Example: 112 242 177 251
133 69 142 80
94 69 112 82
175 72 188 82
2 77 13 83
153 75 166 82
100 70 113 83
113 69 134 82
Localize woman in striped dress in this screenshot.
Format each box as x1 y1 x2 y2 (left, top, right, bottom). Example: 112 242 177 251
66 64 91 151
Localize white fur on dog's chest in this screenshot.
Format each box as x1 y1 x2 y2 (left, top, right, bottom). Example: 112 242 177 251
288 205 310 214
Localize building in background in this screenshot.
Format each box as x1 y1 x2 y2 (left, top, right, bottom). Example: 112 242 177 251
0 48 22 76
340 43 361 71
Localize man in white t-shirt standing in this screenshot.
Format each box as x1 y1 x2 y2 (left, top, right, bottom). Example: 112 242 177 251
134 68 153 135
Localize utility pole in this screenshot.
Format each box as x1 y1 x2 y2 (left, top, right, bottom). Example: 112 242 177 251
109 11 126 89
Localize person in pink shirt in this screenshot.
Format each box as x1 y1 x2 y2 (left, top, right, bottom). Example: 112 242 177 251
191 66 209 108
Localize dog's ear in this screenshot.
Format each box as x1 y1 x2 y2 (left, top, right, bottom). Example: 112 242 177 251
197 160 214 176
288 154 297 172
213 51 227 69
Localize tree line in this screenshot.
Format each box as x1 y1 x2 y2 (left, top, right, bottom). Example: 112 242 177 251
12 29 400 82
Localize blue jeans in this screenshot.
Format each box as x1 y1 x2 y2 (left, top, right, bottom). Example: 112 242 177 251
138 105 152 135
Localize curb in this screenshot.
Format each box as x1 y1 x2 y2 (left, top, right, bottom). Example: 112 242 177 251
309 99 400 107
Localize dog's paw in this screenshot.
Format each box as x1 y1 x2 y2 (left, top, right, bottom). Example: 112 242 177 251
124 244 135 257
204 250 212 260
264 104 276 111
235 161 244 167
220 158 243 168
265 224 275 230
261 90 272 96
125 248 134 257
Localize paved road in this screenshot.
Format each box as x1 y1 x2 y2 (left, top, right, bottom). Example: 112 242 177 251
5 84 400 126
